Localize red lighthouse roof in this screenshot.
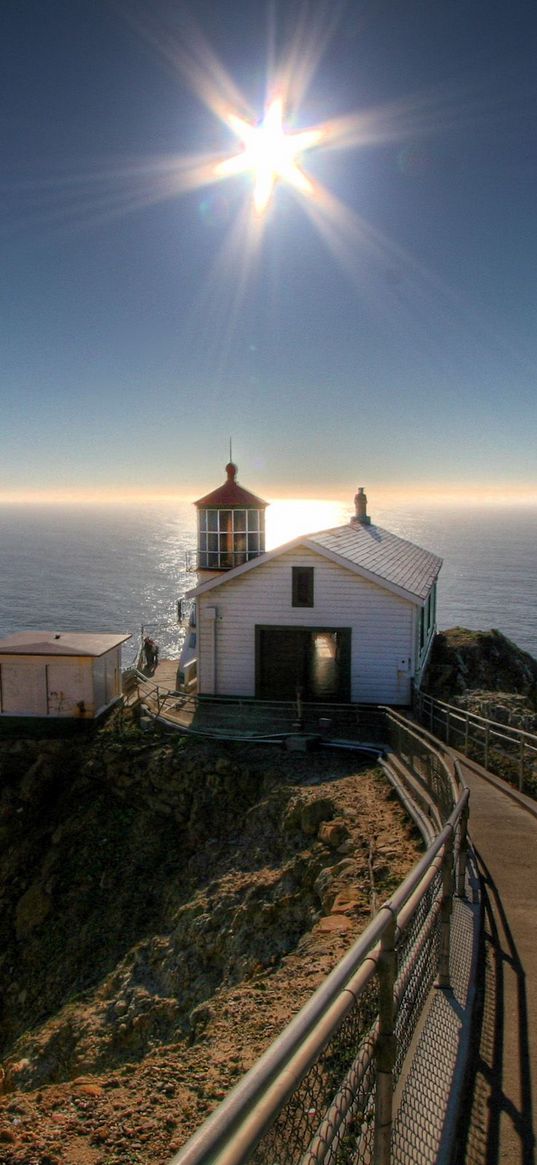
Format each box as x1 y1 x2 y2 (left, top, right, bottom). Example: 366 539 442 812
194 463 268 509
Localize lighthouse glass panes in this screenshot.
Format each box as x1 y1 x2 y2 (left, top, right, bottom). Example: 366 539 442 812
198 508 265 569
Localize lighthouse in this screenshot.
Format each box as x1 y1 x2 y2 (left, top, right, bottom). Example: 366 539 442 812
193 461 269 578
177 461 268 688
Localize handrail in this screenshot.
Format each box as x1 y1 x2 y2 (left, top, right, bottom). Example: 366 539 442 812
171 823 463 1165
415 689 537 794
169 710 469 1165
417 690 537 740
128 681 391 744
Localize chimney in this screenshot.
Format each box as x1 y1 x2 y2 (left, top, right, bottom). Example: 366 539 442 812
351 486 371 527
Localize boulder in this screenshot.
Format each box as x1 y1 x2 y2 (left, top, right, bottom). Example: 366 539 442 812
15 883 51 938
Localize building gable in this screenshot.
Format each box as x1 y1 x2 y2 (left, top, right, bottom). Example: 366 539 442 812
188 523 441 607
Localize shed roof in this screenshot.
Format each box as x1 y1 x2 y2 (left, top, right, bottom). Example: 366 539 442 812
188 520 442 605
194 462 268 510
0 631 131 657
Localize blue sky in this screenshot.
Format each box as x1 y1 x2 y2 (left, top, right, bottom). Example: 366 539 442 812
2 0 536 503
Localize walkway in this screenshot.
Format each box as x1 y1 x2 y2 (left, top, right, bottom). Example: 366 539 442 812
125 670 537 1162
126 660 387 741
455 756 537 1165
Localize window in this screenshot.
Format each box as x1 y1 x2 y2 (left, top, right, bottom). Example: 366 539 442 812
198 508 264 568
292 566 314 607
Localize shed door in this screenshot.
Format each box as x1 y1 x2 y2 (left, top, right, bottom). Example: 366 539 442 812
255 627 350 702
47 663 84 716
0 664 47 715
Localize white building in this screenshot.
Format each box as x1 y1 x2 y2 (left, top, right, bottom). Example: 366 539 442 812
0 631 131 720
184 475 442 706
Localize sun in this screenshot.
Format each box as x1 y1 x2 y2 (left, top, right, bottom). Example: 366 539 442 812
214 96 323 214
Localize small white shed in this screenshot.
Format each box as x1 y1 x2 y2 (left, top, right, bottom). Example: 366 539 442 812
0 631 131 720
187 497 442 706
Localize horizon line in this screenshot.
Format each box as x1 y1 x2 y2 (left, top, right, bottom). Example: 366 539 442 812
1 482 537 507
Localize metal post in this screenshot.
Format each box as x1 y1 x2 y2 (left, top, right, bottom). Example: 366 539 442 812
396 719 402 761
445 708 450 745
424 751 432 797
484 722 490 770
464 710 469 755
519 737 525 792
456 803 469 898
436 835 454 989
374 914 397 1165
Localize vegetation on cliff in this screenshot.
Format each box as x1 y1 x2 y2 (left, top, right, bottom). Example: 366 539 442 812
0 715 420 1164
423 627 537 729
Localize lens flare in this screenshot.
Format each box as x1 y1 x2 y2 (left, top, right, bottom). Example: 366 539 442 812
215 96 323 214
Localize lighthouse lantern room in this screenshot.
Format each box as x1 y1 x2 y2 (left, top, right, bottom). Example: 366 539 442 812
194 462 268 577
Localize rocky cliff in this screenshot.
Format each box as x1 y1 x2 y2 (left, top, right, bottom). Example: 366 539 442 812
423 627 537 729
0 714 419 1165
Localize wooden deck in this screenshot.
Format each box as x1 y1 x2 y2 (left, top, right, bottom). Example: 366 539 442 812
152 657 180 691
123 660 387 742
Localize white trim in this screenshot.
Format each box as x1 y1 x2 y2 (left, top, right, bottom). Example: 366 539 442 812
186 534 306 597
187 535 435 606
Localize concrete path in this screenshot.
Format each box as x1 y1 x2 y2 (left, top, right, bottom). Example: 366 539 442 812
456 757 537 1165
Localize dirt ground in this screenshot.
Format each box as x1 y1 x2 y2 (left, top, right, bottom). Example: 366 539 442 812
0 736 421 1165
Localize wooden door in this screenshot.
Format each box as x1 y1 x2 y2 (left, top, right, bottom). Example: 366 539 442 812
255 627 351 702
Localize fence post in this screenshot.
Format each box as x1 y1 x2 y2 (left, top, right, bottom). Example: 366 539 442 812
445 708 450 746
484 722 490 770
436 834 454 989
374 914 397 1165
464 711 469 755
519 737 525 792
429 696 434 732
456 803 469 898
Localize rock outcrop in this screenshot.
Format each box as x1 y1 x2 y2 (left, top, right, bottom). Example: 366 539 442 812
423 627 537 729
0 715 420 1164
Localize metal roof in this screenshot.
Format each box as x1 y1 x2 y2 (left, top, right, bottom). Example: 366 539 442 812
189 520 442 604
0 631 131 657
308 523 442 601
194 463 268 510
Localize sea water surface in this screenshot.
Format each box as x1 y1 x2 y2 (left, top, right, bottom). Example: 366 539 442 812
0 501 535 668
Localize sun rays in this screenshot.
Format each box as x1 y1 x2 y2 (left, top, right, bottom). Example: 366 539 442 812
214 96 324 215
4 8 450 239
3 7 482 338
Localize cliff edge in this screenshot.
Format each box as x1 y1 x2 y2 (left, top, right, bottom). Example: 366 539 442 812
0 718 419 1165
423 627 537 728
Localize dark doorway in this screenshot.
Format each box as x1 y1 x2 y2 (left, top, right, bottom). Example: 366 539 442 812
255 626 351 702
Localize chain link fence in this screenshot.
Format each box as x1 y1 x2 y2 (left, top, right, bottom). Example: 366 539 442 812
170 711 469 1165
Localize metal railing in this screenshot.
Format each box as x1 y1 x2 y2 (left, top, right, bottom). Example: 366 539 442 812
169 710 469 1165
415 690 537 797
126 678 390 743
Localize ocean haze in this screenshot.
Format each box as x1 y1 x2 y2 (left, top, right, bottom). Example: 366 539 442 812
0 501 535 668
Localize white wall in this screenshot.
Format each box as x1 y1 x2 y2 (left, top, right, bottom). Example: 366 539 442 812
197 547 417 704
0 648 122 718
414 582 437 690
0 661 48 715
46 661 93 715
93 656 107 712
0 656 93 717
89 648 121 714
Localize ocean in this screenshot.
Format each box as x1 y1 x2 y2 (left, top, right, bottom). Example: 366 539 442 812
0 501 536 669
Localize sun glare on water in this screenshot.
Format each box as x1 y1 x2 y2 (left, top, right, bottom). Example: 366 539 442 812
266 498 349 549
